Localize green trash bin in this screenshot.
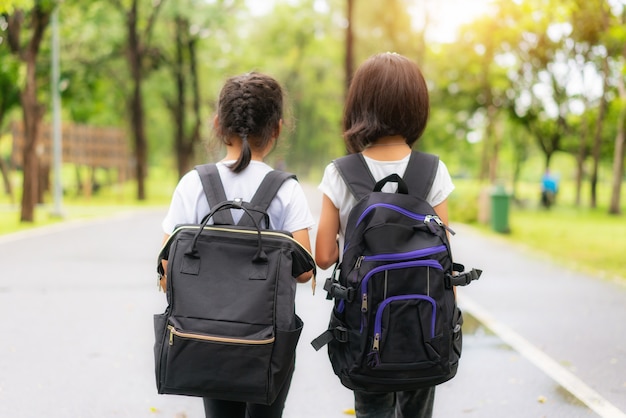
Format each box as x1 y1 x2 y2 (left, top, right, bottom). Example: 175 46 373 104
490 185 510 233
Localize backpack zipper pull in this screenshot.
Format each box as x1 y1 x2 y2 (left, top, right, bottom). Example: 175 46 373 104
355 256 364 269
424 215 437 233
361 294 368 312
373 333 380 351
169 327 174 346
432 216 456 235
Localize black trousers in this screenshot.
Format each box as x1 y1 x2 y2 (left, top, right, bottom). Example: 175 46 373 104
203 363 295 418
354 387 436 418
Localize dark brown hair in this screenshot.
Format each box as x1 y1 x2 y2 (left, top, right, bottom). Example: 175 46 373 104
215 72 284 173
343 53 430 153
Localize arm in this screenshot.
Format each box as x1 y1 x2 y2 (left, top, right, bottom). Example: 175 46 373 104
315 194 340 270
433 199 449 227
433 199 456 296
291 228 314 283
159 234 169 292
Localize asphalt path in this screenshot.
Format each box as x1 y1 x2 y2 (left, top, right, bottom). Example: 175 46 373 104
0 184 624 418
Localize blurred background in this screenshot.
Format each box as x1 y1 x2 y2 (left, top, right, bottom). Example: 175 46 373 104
1 0 625 281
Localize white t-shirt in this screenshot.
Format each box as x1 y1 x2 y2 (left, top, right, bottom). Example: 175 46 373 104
162 160 315 234
318 153 455 247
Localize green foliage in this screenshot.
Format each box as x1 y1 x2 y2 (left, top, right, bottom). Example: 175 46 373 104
448 179 481 224
0 0 623 213
507 205 626 282
0 0 32 14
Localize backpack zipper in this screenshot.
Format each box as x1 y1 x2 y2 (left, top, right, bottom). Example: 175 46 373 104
167 325 275 346
166 225 314 258
361 245 447 263
356 203 426 227
356 203 453 234
372 294 437 351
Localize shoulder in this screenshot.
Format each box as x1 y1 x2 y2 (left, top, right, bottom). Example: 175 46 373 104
320 161 345 190
428 159 455 206
174 169 203 194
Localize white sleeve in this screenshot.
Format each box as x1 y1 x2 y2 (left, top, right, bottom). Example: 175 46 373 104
275 179 315 233
426 160 455 207
318 162 349 210
161 171 206 234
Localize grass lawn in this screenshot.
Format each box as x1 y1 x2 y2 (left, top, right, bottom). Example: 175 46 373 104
451 178 626 283
0 172 175 235
511 206 625 281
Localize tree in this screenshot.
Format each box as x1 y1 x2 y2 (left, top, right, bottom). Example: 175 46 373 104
163 11 202 178
345 0 354 92
4 1 55 222
568 0 624 210
607 5 626 215
109 0 166 200
158 0 237 178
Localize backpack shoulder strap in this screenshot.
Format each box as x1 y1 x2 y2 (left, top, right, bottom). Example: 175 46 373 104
404 151 439 200
332 153 376 201
249 170 297 210
333 151 439 200
195 163 234 225
238 170 297 228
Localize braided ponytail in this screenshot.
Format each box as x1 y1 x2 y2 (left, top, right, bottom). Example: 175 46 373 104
215 72 284 173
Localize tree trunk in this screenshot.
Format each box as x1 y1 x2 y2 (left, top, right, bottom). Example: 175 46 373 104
487 105 500 183
173 16 187 178
15 6 52 222
0 156 13 200
0 117 15 200
345 0 354 94
574 117 588 206
589 56 609 209
169 16 201 178
187 36 202 173
609 49 625 215
127 0 147 200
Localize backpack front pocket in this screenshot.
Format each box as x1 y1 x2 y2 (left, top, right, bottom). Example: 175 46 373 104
368 295 442 370
162 318 274 395
359 259 443 314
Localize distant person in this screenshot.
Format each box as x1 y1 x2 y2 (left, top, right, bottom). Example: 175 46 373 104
315 52 455 418
541 169 558 208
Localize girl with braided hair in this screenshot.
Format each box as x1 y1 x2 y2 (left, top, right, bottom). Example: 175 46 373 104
161 72 315 417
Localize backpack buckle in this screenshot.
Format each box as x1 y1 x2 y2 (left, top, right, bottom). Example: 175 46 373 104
323 278 355 302
446 268 482 287
333 326 349 343
324 277 354 302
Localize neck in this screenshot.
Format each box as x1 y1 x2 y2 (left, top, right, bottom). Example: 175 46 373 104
362 135 410 161
222 137 270 162
366 135 408 148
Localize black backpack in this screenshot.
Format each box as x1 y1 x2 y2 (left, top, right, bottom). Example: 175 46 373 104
311 151 481 392
154 164 316 404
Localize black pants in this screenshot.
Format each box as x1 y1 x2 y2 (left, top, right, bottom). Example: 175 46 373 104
203 363 295 418
354 387 435 418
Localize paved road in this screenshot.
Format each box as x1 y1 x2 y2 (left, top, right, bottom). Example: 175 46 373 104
0 186 624 418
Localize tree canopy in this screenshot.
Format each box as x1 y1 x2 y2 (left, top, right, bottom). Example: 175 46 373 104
1 0 624 219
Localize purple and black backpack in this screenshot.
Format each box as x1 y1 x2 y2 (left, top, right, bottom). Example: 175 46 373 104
312 151 481 392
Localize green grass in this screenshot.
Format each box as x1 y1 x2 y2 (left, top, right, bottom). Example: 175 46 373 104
474 206 626 282
0 167 176 235
449 178 626 283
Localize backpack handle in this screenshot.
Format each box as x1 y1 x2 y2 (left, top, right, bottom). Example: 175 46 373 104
373 173 409 194
187 200 268 263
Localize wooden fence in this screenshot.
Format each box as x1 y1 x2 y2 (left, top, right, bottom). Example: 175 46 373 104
10 122 133 180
